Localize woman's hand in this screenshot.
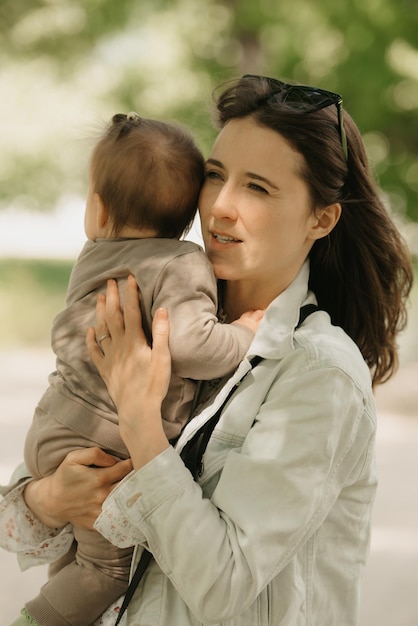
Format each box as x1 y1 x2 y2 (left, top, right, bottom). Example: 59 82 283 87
86 275 171 469
24 448 133 529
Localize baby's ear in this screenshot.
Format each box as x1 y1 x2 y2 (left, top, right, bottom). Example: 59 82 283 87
308 203 342 241
95 193 109 228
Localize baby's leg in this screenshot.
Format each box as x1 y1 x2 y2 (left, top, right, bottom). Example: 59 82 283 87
47 538 77 578
25 528 132 626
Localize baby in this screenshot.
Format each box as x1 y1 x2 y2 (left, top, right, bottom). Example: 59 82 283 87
21 112 261 626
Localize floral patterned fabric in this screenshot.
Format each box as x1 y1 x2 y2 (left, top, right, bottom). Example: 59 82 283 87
0 480 73 569
0 478 125 625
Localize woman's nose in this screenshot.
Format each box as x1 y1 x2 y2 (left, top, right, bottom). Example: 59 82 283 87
209 183 238 221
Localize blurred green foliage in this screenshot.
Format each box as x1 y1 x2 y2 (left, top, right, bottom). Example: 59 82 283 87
0 259 72 346
0 0 417 219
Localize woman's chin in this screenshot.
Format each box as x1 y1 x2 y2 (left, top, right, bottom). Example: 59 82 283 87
211 263 235 281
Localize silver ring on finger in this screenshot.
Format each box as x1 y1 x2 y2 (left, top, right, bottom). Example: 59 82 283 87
97 333 111 349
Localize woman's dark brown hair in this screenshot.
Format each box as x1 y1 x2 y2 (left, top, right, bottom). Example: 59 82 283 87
214 75 413 385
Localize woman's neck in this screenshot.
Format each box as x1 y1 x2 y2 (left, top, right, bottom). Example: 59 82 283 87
220 260 308 322
222 280 281 322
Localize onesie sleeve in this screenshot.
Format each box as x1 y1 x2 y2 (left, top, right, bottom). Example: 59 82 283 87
152 249 254 379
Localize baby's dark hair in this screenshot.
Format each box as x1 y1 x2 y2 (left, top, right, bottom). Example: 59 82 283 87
90 113 205 238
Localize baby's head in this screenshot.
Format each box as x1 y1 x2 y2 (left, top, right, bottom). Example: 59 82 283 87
88 113 205 238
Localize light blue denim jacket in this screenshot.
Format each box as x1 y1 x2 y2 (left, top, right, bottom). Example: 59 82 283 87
95 261 377 626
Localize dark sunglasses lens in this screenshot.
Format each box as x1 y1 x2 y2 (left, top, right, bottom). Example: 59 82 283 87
284 87 336 111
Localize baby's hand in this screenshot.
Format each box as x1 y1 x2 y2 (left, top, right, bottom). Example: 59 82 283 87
232 309 264 333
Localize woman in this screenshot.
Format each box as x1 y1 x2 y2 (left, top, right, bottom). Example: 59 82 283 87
1 75 413 626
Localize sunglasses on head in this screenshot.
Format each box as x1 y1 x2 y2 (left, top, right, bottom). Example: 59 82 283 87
242 74 348 162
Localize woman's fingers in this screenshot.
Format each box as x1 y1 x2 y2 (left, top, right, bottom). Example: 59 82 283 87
151 308 171 370
87 276 146 357
134 307 171 405
65 446 118 468
152 306 170 340
86 325 104 368
24 448 132 530
104 278 124 338
123 274 143 342
95 291 109 337
86 291 112 368
107 458 134 487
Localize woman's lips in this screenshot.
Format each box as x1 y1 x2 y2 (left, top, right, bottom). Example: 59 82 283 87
211 232 242 244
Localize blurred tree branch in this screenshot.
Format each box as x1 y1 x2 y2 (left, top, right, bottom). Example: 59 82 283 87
0 0 417 221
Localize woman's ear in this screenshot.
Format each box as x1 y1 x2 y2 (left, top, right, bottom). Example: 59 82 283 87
308 203 342 241
95 193 109 229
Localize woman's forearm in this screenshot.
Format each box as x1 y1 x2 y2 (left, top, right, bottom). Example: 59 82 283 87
23 477 67 529
118 401 170 470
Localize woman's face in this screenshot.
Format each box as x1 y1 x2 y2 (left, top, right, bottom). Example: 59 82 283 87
199 116 321 299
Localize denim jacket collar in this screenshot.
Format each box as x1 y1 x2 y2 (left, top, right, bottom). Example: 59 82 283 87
248 260 317 361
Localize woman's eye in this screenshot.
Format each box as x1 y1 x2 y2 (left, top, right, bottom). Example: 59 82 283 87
248 182 268 194
205 169 222 181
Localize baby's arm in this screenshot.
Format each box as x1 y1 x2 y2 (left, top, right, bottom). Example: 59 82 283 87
152 250 264 380
232 309 264 334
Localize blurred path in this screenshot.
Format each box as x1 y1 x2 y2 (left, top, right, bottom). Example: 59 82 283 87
0 348 417 625
360 362 418 626
0 350 53 625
